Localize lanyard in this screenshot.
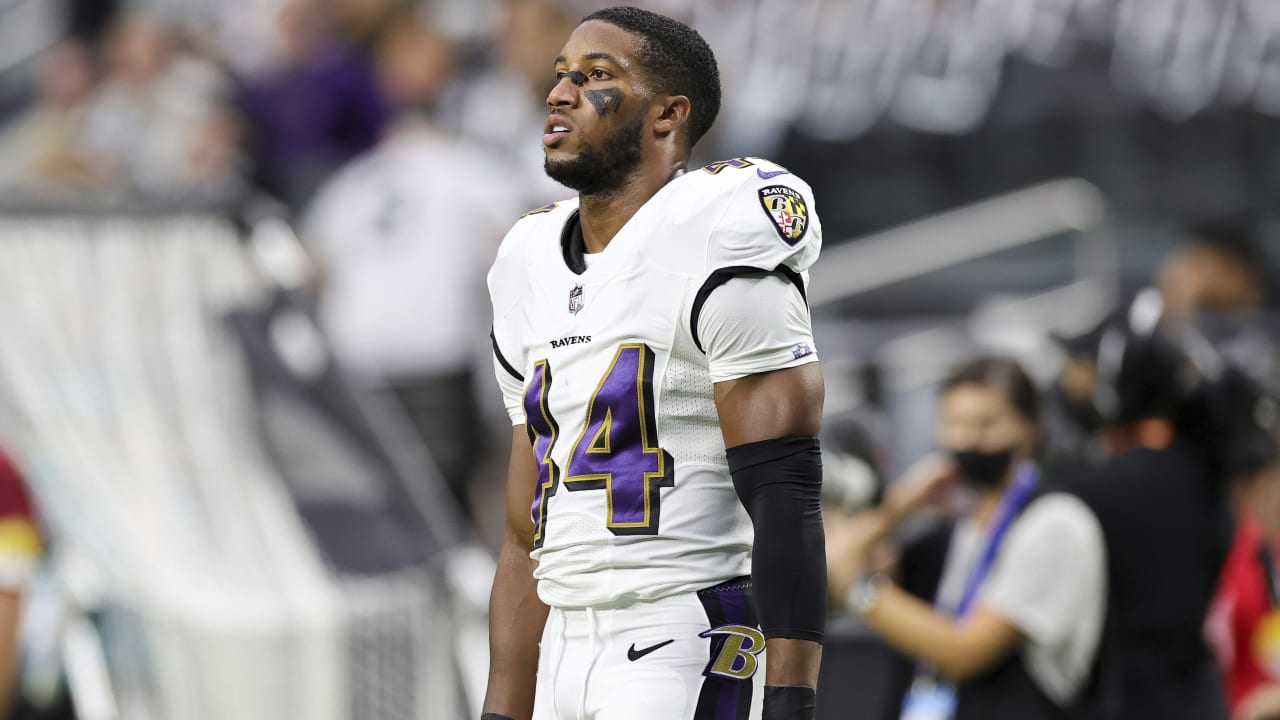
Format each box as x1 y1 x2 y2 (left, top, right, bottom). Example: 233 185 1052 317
902 465 1040 718
941 462 1040 619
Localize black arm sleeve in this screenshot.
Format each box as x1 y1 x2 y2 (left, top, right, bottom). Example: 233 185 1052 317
726 436 826 643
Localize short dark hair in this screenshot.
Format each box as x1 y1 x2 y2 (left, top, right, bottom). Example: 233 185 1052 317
583 6 721 148
942 357 1042 425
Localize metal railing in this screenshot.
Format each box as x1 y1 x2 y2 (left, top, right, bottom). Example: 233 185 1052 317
809 177 1114 309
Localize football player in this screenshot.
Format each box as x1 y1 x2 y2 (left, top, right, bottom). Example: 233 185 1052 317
484 7 826 720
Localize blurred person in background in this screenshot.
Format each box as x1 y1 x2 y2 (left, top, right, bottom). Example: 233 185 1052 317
0 39 109 201
1207 433 1280 720
827 357 1107 720
82 11 245 203
1156 222 1275 385
1158 223 1268 325
446 0 579 204
1202 369 1280 720
1041 330 1109 478
1044 223 1273 478
65 0 121 46
323 0 403 45
241 0 390 207
0 447 42 717
1073 290 1244 720
302 11 521 521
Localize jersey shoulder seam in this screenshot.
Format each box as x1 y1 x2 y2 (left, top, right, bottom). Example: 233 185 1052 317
702 164 790 272
497 199 575 263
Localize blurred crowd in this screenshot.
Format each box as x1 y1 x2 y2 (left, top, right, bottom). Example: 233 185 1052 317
821 227 1280 720
0 8 239 205
0 0 606 537
0 0 596 211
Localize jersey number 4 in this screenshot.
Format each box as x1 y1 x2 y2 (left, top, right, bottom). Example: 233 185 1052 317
524 344 674 548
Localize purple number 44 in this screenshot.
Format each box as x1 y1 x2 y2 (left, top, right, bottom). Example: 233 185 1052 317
522 344 674 544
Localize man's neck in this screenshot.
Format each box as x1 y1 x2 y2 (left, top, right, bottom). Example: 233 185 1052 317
578 161 687 254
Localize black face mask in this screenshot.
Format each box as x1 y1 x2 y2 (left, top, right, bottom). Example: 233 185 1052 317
952 448 1016 489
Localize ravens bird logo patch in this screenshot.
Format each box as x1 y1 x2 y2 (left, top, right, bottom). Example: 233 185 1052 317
757 185 809 245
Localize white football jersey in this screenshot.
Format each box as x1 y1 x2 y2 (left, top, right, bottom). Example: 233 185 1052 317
488 157 822 609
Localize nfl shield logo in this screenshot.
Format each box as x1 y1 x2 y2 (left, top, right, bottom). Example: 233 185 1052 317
568 284 585 315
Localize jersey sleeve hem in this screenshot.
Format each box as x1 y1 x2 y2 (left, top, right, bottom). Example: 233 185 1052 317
699 274 818 383
690 265 808 354
709 352 819 384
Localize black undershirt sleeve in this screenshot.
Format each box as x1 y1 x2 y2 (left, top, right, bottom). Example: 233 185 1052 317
725 436 826 643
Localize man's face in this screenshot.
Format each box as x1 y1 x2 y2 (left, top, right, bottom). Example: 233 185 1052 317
543 21 651 195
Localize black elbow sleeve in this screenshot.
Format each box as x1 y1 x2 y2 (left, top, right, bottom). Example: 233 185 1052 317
726 436 826 643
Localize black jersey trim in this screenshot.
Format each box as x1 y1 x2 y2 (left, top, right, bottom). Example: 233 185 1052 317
560 210 587 275
690 265 809 354
490 327 523 382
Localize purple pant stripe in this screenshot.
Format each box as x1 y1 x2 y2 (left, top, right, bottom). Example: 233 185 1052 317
694 578 755 720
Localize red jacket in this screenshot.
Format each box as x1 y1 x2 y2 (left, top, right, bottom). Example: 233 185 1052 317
1208 519 1278 711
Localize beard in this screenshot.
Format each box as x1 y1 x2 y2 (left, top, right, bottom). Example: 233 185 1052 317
544 113 645 197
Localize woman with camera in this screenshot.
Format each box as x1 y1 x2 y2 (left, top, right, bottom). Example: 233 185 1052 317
827 357 1107 720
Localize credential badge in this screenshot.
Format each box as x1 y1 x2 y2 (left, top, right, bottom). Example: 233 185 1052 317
568 284 585 315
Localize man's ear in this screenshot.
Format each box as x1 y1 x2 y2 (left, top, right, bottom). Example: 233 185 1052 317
653 95 692 138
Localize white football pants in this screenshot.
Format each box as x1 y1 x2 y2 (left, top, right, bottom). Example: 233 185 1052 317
533 577 766 720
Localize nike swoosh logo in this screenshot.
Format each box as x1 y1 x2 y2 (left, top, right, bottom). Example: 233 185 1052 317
627 639 675 661
757 168 789 179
